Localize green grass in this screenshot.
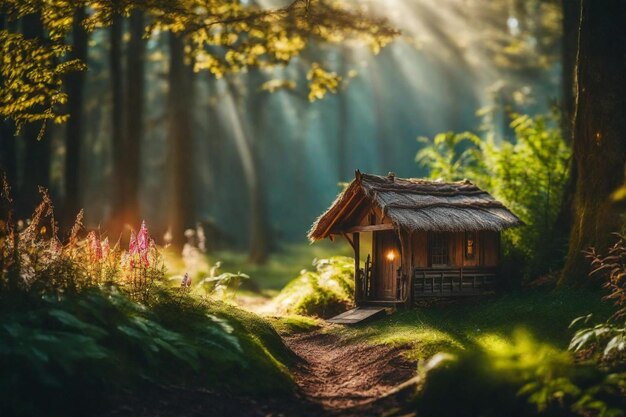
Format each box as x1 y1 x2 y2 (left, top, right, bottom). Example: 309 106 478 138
327 289 613 361
272 256 354 318
212 241 352 290
267 314 323 335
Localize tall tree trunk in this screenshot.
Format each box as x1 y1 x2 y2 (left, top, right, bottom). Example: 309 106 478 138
19 13 50 217
559 0 626 285
369 60 389 173
63 6 88 225
225 76 270 264
561 0 580 145
337 47 350 182
166 32 195 248
245 73 271 264
550 0 581 266
0 13 17 188
109 10 125 235
122 9 145 228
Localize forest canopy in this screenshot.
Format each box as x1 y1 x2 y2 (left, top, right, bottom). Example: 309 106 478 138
0 0 397 132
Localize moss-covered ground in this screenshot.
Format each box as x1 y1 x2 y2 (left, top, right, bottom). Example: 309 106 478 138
325 289 612 361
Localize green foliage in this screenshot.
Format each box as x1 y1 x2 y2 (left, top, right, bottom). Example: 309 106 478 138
198 269 251 299
0 184 294 415
416 111 571 280
416 131 482 182
273 256 354 318
1 0 398 126
0 287 295 416
306 62 341 101
0 30 85 137
570 235 626 358
416 331 625 417
211 241 352 290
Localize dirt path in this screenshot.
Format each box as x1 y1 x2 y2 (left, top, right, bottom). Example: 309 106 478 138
103 328 418 417
284 329 417 414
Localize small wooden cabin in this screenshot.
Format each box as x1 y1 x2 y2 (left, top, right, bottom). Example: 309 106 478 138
308 171 523 307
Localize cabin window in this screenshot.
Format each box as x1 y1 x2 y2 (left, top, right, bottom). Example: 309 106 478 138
429 232 449 266
465 232 476 259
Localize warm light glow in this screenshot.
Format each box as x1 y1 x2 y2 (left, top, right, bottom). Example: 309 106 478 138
386 250 396 261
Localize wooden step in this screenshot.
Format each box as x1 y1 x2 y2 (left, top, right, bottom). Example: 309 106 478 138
327 307 387 325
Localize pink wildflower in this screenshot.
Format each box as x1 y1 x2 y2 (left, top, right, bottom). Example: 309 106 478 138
181 272 191 288
88 231 102 262
136 221 150 253
128 222 151 267
128 231 137 255
101 237 110 259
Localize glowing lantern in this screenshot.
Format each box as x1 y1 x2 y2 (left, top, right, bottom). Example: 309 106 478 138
386 250 396 262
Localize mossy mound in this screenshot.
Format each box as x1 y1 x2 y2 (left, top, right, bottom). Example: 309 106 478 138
273 257 354 318
0 287 295 417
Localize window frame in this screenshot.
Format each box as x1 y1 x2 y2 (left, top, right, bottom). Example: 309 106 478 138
428 232 450 267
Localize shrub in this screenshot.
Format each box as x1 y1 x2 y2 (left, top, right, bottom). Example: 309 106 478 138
415 330 622 417
0 287 295 416
273 256 354 318
0 181 295 416
416 110 571 281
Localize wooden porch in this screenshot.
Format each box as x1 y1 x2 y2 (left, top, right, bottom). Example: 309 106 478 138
413 267 497 297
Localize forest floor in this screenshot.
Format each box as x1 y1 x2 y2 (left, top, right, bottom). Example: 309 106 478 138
103 325 418 417
284 328 418 416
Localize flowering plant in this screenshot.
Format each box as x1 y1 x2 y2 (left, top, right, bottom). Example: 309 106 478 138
122 221 165 301
0 176 164 300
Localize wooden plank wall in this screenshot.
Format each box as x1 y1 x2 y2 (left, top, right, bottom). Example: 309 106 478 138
481 231 499 267
410 231 499 268
410 232 428 268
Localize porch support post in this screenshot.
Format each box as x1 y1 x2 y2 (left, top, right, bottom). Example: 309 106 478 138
353 232 360 303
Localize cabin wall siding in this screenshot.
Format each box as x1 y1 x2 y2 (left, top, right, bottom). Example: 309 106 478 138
463 232 480 267
450 232 463 267
481 231 499 267
410 232 428 268
410 231 498 269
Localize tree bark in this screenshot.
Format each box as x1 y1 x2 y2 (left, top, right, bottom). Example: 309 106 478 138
550 0 581 267
122 9 145 228
63 6 88 226
166 32 195 248
109 10 125 235
226 74 271 264
337 46 350 182
559 0 626 285
0 14 17 188
246 89 270 265
19 13 51 217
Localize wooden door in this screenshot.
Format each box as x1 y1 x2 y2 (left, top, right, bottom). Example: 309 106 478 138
374 231 400 300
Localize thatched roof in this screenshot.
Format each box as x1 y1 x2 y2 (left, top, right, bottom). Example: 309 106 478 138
308 172 523 241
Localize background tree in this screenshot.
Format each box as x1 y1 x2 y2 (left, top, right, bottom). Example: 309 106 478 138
166 31 195 248
63 6 88 225
559 0 626 285
19 13 52 217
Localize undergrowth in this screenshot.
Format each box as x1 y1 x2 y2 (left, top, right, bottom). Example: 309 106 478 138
0 180 295 416
273 256 354 318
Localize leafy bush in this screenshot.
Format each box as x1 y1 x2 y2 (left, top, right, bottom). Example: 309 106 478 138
417 110 571 281
273 256 354 318
415 330 624 417
0 182 295 416
570 235 626 359
0 287 295 416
